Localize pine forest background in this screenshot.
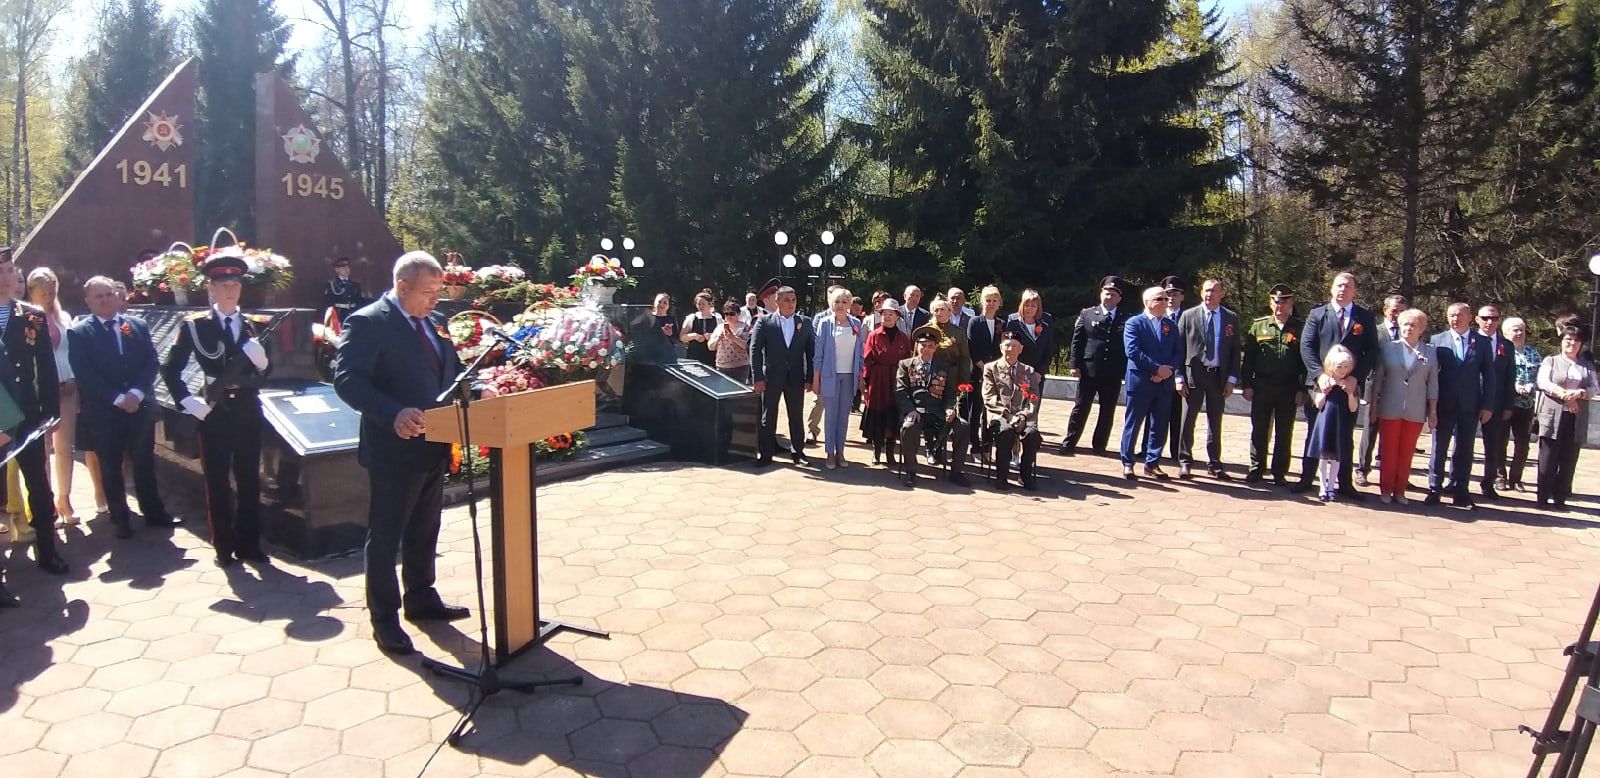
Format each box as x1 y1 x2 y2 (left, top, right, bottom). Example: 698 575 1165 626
4 0 1599 344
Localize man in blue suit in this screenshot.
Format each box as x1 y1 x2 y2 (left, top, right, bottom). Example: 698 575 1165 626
1293 272 1380 498
335 251 494 656
749 286 816 466
1120 286 1186 481
1426 302 1496 509
67 276 174 543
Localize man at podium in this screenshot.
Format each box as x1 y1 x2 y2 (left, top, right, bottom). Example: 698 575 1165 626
334 251 496 656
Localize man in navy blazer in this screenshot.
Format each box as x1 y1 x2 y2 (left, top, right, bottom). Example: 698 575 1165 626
1293 272 1380 497
334 251 493 656
749 286 816 466
1474 303 1516 500
1425 302 1496 508
1120 286 1185 480
67 276 174 542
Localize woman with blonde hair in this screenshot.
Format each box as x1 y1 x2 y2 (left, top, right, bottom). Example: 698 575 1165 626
1004 288 1054 376
812 287 864 469
1369 309 1438 505
25 267 81 526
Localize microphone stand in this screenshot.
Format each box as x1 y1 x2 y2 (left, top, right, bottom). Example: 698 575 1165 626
421 333 580 748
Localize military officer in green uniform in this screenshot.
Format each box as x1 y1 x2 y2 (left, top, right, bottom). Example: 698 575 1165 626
160 254 273 567
1240 284 1307 485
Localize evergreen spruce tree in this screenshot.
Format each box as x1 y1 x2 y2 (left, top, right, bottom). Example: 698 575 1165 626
421 0 842 299
861 0 1236 308
1269 0 1518 300
193 0 290 236
59 0 180 190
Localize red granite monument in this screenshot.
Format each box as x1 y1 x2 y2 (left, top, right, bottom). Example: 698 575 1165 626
15 59 199 300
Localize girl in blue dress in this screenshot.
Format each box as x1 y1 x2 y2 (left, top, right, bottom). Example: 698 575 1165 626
1308 345 1361 501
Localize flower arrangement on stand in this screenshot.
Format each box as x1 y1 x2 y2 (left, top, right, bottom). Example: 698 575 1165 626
474 281 582 310
441 253 476 300
469 265 527 296
515 304 628 382
131 245 207 304
475 363 546 396
570 255 636 305
446 312 507 365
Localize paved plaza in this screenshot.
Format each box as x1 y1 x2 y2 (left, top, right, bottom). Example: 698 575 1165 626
2 402 1598 777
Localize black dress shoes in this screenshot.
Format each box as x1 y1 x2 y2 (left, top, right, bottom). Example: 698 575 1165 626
1273 476 1290 488
1057 444 1076 456
792 453 810 466
1424 490 1443 506
236 548 269 564
1479 486 1500 501
0 581 18 608
35 554 68 575
112 519 133 539
947 472 971 487
1289 481 1313 494
144 513 180 527
373 620 416 656
1021 479 1038 492
215 554 239 568
1244 470 1265 483
752 457 773 468
1338 489 1366 503
1453 492 1476 510
405 602 471 622
1210 467 1232 482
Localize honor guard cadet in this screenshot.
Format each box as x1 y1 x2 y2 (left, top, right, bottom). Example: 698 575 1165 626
325 257 365 316
1240 284 1307 485
160 254 273 567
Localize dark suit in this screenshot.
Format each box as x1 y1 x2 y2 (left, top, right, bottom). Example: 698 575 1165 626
897 307 931 334
1 300 61 558
67 313 168 529
896 356 967 480
1298 302 1380 490
966 315 1005 453
1064 305 1127 453
749 312 816 460
333 293 464 620
1177 305 1242 469
1003 314 1056 377
1428 329 1495 496
325 278 366 314
1478 331 1516 492
161 310 272 560
1121 313 1184 467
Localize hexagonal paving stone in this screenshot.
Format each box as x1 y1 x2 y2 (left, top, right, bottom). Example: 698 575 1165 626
150 734 251 778
718 730 808 776
795 712 886 757
867 738 964 778
124 704 219 749
569 718 659 764
1087 729 1180 772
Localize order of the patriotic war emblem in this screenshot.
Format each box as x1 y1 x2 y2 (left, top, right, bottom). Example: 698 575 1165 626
142 112 183 151
282 124 322 164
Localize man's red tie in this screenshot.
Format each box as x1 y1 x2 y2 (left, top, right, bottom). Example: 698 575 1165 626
413 316 442 374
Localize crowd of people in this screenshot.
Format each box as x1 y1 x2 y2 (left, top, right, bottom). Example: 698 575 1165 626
658 271 1594 509
0 247 278 609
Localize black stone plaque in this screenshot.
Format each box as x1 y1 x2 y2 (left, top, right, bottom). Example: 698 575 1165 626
259 384 360 456
664 360 754 399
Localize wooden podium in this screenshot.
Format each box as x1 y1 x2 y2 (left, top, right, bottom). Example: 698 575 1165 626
425 380 606 660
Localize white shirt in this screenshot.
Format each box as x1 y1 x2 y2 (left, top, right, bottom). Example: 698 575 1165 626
780 315 796 347
214 306 242 342
832 320 857 374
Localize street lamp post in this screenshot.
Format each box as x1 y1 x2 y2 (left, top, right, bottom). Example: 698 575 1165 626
1588 253 1600 355
774 229 847 312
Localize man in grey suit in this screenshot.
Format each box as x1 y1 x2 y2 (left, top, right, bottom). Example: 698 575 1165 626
1425 302 1496 509
1177 278 1241 479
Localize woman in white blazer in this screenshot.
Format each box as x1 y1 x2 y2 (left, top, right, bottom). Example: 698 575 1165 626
1368 309 1438 505
26 268 82 525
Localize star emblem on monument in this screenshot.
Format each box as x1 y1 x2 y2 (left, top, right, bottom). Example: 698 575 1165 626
282 124 322 164
141 111 183 151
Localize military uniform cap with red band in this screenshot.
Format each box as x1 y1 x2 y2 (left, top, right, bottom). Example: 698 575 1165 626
204 254 250 281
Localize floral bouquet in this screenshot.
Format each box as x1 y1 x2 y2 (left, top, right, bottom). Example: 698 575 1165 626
131 246 207 296
446 313 506 364
570 254 636 289
441 255 476 288
474 281 581 309
514 304 629 381
534 430 588 462
475 363 546 396
470 264 527 295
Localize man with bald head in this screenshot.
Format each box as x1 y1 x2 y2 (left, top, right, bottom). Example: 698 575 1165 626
1425 302 1496 509
1293 272 1379 498
897 285 931 334
1120 286 1185 481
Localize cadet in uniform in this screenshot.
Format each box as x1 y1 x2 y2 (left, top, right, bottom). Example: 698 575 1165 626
161 255 272 567
1240 284 1306 485
0 247 66 575
325 257 365 317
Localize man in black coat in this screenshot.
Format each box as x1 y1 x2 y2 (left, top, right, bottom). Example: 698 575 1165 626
1475 303 1516 500
1426 302 1496 509
749 286 816 466
1061 276 1127 456
1293 271 1380 498
0 248 66 574
67 275 175 543
334 251 488 656
160 255 274 567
